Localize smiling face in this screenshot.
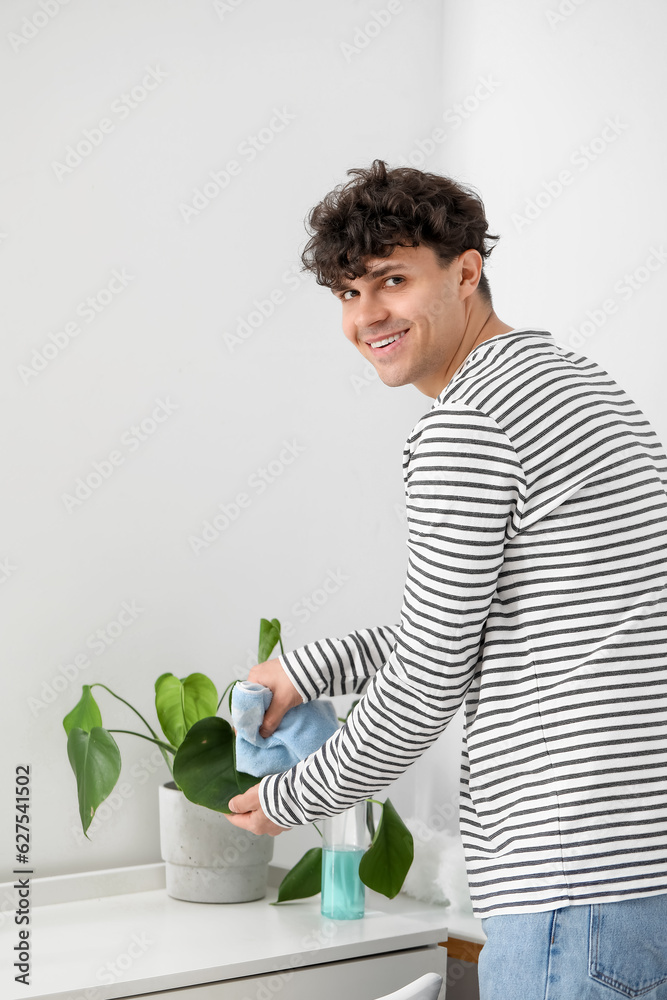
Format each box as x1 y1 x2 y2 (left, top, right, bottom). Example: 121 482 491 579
333 244 486 398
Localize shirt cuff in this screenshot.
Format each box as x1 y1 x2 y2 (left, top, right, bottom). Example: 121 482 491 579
259 772 306 828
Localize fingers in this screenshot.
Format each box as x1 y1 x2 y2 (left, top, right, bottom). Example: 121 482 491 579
226 809 288 836
259 700 289 738
247 657 290 690
247 657 303 738
227 784 288 837
229 785 261 815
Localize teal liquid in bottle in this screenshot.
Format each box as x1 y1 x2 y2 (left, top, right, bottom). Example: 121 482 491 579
321 845 365 919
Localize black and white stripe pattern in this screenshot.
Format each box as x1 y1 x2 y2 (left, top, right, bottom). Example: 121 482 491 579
260 330 667 917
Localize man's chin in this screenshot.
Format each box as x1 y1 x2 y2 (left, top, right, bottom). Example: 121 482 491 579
372 365 412 388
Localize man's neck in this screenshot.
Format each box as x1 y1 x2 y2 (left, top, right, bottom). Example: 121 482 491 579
474 312 515 347
429 310 514 398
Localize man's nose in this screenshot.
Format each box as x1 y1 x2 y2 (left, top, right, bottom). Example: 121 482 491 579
354 294 391 332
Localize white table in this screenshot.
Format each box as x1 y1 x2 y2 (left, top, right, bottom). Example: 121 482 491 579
0 863 482 1000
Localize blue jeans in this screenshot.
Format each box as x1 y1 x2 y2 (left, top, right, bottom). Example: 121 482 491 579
478 894 667 999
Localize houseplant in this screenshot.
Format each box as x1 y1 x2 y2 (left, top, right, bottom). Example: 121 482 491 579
63 618 413 904
63 624 273 902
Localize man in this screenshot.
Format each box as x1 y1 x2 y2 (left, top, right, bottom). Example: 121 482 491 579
228 160 667 997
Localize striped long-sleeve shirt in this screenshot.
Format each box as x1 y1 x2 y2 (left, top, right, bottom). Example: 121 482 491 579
259 329 667 917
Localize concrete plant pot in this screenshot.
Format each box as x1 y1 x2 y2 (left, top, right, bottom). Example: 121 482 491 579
159 782 274 903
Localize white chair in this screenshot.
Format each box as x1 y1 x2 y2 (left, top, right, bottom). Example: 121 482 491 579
374 972 443 1000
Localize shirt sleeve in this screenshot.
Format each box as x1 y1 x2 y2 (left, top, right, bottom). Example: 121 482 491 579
278 625 398 701
260 405 526 827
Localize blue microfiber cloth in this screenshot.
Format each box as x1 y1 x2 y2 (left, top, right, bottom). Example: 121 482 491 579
231 681 339 778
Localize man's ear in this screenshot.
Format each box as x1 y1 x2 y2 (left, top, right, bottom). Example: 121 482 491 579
458 249 483 298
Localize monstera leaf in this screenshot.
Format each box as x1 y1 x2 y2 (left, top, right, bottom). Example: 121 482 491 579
275 847 323 903
258 618 282 663
63 686 103 735
155 672 218 748
359 798 414 899
173 716 257 813
67 727 121 836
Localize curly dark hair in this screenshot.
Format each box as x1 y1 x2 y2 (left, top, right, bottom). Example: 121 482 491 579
301 159 499 303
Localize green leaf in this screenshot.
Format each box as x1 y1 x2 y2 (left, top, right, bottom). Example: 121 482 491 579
63 686 103 735
258 618 281 663
275 847 323 903
67 727 121 836
173 716 257 813
358 799 414 899
155 672 218 749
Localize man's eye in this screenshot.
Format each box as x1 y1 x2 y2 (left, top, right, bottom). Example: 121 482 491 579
341 289 358 300
385 276 404 287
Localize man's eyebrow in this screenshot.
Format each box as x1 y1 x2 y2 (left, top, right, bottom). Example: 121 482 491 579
332 261 413 293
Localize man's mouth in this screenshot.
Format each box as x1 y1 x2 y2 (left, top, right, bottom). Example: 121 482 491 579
368 330 408 351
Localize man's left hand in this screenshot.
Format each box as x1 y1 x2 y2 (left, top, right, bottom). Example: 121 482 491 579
227 784 289 836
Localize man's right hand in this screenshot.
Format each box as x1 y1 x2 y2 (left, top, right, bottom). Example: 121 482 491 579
247 657 303 737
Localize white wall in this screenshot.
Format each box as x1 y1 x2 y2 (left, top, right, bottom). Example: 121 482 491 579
3 0 666 884
0 0 443 880
436 0 667 431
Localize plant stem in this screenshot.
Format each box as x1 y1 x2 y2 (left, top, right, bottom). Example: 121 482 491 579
366 799 376 841
91 683 161 741
218 678 237 714
107 730 177 755
92 683 175 775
